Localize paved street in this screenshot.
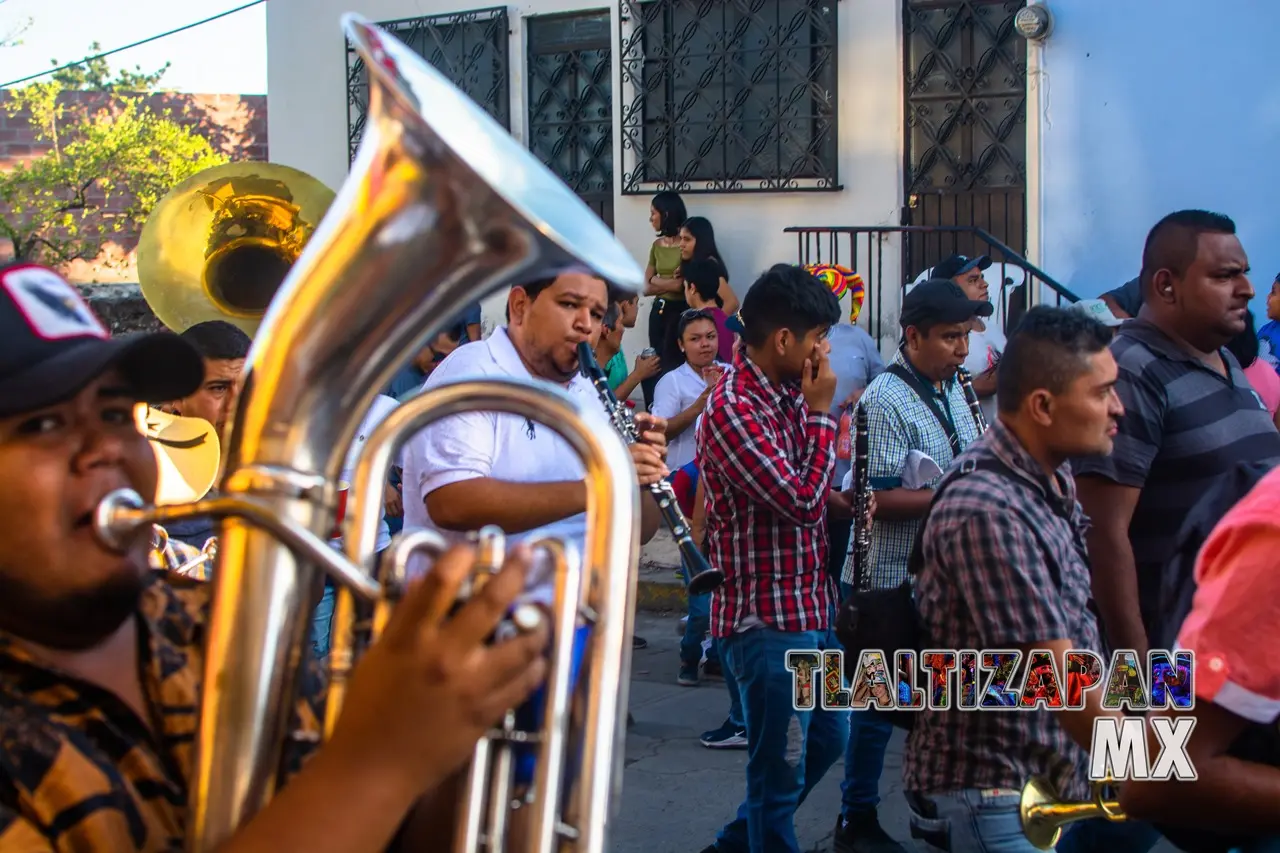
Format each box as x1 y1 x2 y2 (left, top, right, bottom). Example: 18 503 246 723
613 533 1183 852
616 610 912 853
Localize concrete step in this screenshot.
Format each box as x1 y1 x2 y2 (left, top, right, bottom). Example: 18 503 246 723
637 528 689 613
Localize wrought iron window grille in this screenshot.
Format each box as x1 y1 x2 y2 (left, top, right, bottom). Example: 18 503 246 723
526 10 615 229
345 7 511 164
618 0 840 195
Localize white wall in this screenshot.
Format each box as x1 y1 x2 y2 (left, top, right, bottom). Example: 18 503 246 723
265 0 905 363
1033 0 1280 311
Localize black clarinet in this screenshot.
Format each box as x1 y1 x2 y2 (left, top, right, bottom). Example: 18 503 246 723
576 342 725 594
955 367 988 434
850 403 872 591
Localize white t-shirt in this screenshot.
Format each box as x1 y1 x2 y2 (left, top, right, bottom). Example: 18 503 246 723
400 326 614 564
651 361 722 470
336 394 400 554
963 320 1006 426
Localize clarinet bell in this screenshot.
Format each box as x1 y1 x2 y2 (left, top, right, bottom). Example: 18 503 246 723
687 565 725 595
682 536 724 594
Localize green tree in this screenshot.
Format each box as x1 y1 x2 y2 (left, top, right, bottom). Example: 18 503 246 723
49 41 171 92
0 0 31 48
0 52 225 267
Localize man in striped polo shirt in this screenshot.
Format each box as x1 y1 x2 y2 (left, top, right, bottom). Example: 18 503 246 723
1074 209 1280 659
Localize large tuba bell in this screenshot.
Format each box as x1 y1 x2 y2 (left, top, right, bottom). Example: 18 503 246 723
93 12 644 853
136 160 336 336
1020 775 1127 849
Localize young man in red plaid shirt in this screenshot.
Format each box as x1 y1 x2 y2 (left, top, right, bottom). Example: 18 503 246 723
695 264 847 853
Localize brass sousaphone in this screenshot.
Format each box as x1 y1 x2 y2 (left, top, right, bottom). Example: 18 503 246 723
96 13 646 853
137 160 336 335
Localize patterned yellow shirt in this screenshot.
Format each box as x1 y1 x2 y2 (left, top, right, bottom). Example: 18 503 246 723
0 572 325 851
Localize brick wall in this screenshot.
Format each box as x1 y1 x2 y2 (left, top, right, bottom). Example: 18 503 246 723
0 90 268 285
75 284 164 335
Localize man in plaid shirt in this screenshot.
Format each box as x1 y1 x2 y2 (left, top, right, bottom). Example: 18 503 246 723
838 279 988 853
904 307 1146 853
695 264 846 853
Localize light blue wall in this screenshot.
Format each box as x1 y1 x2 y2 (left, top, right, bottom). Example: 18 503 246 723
1039 0 1280 314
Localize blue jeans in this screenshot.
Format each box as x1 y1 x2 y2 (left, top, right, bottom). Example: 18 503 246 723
311 584 336 659
906 788 1161 853
682 563 720 667
839 582 895 816
1055 814 1160 853
714 626 848 853
1231 840 1280 853
684 565 744 728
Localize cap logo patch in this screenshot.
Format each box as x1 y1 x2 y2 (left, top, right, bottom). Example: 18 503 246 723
1 265 107 341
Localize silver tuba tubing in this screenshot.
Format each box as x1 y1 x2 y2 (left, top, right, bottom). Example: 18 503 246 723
335 378 640 853
178 12 643 852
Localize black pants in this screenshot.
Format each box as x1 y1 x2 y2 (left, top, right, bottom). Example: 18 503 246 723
642 296 689 409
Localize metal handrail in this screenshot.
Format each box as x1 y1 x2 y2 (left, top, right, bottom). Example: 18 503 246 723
784 225 1080 303
784 224 1080 346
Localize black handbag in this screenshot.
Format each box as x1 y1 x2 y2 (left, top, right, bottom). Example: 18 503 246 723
834 580 921 729
834 456 1017 730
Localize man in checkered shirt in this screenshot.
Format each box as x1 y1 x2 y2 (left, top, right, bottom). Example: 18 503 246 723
695 264 845 853
904 307 1148 853
836 279 988 852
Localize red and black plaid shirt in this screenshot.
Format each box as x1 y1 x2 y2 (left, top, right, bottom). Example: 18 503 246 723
697 348 838 638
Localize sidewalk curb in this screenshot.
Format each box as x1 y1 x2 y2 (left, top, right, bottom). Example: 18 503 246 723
636 579 686 613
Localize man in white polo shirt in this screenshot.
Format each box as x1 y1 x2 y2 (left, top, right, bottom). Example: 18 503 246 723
401 270 666 631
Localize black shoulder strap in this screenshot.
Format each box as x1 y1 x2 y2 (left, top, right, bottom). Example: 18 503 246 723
905 456 1011 578
906 455 1081 605
886 363 960 455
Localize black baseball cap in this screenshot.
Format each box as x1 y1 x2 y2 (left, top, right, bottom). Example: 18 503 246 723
932 254 992 280
0 263 204 417
900 278 994 329
726 310 745 335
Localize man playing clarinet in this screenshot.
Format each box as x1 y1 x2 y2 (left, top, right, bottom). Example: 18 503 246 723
400 268 667 639
834 279 989 853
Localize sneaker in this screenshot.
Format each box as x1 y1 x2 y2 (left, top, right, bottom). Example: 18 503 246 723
699 719 747 749
633 635 648 650
832 809 908 853
702 659 724 679
677 664 700 686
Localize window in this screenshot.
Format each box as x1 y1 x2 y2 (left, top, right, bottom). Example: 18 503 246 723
345 7 510 164
527 12 615 229
619 0 839 194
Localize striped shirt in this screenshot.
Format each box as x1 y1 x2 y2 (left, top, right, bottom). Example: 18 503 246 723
1071 319 1280 640
904 421 1099 799
0 572 325 851
844 349 982 589
699 346 838 637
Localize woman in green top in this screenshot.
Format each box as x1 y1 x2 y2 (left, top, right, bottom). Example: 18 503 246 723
654 216 739 370
643 190 688 407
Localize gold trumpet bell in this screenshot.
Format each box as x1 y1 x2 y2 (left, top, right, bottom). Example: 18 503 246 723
1020 775 1126 850
137 161 336 335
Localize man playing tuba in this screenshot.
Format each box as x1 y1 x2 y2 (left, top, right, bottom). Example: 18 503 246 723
0 262 552 851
